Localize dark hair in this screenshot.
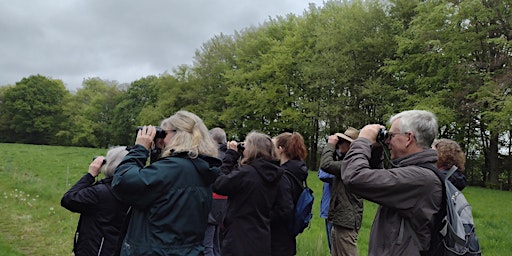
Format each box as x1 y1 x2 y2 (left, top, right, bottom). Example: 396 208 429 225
274 132 308 161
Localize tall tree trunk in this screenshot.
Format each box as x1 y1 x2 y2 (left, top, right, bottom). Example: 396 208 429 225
487 131 500 187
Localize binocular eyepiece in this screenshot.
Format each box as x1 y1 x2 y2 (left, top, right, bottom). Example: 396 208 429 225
237 142 245 152
136 126 167 140
377 128 389 142
92 156 107 166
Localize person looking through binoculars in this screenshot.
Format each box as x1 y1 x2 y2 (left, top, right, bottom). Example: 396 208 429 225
112 110 222 256
340 110 442 256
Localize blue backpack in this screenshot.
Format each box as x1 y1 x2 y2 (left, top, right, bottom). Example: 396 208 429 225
285 171 314 236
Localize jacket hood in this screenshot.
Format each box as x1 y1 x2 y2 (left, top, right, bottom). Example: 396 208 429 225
195 154 222 185
282 159 308 181
198 154 222 168
250 158 283 184
169 151 221 185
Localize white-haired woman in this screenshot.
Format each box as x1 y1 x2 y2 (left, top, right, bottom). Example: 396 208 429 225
61 146 130 256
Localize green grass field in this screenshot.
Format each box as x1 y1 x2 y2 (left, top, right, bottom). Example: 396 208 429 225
0 143 511 255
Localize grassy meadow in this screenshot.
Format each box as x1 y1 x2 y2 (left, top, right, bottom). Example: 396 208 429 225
0 143 511 255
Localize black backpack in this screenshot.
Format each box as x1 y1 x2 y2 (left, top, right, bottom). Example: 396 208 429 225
422 165 481 256
284 170 314 236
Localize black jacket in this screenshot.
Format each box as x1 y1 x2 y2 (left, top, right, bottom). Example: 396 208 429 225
61 174 129 256
271 159 308 256
213 149 283 256
440 168 467 191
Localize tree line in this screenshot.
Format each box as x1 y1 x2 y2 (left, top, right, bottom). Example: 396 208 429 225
1 0 511 189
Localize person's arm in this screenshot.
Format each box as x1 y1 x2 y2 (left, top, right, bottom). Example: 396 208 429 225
219 148 241 174
341 138 437 211
213 164 249 196
112 144 180 209
60 173 99 213
319 142 342 177
60 156 105 213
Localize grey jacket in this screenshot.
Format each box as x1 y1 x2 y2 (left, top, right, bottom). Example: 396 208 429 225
319 143 363 230
341 138 442 256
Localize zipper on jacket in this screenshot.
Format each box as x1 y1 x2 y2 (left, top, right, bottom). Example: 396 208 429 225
97 237 104 256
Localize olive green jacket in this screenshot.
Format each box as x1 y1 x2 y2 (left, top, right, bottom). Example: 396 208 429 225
319 143 363 230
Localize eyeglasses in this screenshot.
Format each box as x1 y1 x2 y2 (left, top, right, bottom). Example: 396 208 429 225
387 132 410 140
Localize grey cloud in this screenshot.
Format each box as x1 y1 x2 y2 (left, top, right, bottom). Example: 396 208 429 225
0 0 324 90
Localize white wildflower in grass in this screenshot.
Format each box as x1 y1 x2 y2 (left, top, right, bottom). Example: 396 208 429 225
2 188 40 207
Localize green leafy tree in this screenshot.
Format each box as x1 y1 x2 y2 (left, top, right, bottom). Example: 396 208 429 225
138 71 202 125
64 78 122 147
191 33 237 129
0 85 15 142
111 75 159 146
382 0 512 186
0 75 69 145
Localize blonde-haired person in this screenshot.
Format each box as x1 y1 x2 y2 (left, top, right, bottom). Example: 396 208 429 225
112 110 222 256
432 138 467 190
213 131 284 256
271 131 309 256
61 146 130 256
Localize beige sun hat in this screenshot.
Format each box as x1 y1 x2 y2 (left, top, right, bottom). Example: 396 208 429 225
334 127 360 142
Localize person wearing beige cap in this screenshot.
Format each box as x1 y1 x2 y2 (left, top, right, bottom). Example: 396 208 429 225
319 127 363 256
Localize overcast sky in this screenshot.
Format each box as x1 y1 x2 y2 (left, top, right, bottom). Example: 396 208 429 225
1 0 325 91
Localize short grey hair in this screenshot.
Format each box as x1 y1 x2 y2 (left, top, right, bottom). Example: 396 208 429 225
209 127 227 144
388 110 438 149
103 146 129 178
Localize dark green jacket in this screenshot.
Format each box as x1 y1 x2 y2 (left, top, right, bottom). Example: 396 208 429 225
319 143 363 230
112 144 221 256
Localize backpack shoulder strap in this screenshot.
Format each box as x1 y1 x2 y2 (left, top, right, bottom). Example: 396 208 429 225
417 163 448 255
445 165 458 180
417 163 446 210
